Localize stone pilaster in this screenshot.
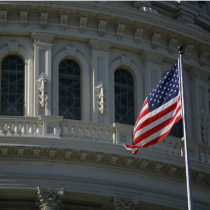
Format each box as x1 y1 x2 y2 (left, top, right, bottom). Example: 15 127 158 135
110 196 140 210
188 66 210 145
140 50 165 98
31 32 55 117
36 187 64 210
88 38 113 124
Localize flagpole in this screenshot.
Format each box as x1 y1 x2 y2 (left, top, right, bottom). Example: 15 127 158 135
178 46 193 210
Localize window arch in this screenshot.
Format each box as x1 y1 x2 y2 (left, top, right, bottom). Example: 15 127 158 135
59 60 81 120
0 55 24 116
114 69 134 125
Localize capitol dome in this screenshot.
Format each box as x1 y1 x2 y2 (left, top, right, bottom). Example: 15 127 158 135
0 1 210 210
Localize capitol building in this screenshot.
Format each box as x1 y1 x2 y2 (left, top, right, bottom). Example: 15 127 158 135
0 1 210 210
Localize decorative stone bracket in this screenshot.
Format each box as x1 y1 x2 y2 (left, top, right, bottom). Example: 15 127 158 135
36 73 50 108
95 82 107 114
36 187 64 210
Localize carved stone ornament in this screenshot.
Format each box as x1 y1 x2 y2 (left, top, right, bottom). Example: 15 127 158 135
49 148 56 158
79 16 87 34
95 82 107 114
36 73 50 108
88 38 113 53
121 54 131 66
80 151 88 161
141 50 165 65
184 43 194 60
168 37 178 54
8 40 19 53
110 196 140 210
168 165 177 175
66 45 76 56
116 22 125 41
154 162 162 172
199 50 209 67
199 109 208 144
188 66 210 83
95 153 103 163
151 31 161 49
125 157 133 167
65 149 72 160
134 27 143 45
0 9 7 27
31 32 55 45
98 19 107 37
109 154 118 165
33 147 40 157
139 159 148 169
17 146 24 157
2 146 8 157
36 187 64 210
20 10 28 28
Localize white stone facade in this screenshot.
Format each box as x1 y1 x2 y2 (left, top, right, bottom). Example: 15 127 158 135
0 1 210 210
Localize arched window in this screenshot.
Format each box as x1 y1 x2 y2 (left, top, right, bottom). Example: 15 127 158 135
114 69 134 125
59 60 81 120
169 119 183 138
0 55 24 116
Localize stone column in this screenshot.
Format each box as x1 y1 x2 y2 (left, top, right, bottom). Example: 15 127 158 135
110 196 140 210
88 38 113 124
31 32 55 117
36 187 64 210
141 50 165 98
188 67 210 145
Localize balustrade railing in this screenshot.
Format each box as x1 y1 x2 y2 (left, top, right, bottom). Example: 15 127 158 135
0 116 209 164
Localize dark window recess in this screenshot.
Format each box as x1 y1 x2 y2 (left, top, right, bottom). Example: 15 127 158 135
0 55 24 116
114 69 134 125
59 60 81 120
169 119 183 138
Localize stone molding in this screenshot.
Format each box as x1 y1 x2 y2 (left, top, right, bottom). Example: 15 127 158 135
0 145 210 188
110 196 140 210
141 50 165 65
36 187 64 210
88 38 113 53
31 32 55 44
188 66 210 83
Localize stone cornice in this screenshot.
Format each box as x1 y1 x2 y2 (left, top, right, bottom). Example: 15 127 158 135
140 50 165 65
31 32 55 45
88 38 113 54
188 66 210 83
0 145 210 191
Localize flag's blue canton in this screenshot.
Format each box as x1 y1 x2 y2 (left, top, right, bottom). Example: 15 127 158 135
147 61 179 112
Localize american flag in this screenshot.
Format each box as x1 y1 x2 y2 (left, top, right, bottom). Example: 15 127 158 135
125 61 182 155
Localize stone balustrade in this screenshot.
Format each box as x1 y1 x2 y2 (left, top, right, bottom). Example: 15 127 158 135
0 116 210 165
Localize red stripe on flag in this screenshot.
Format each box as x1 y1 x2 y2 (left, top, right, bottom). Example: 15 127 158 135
133 106 181 145
134 97 181 138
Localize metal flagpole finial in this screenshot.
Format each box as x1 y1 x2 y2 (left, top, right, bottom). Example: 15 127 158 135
178 45 184 55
